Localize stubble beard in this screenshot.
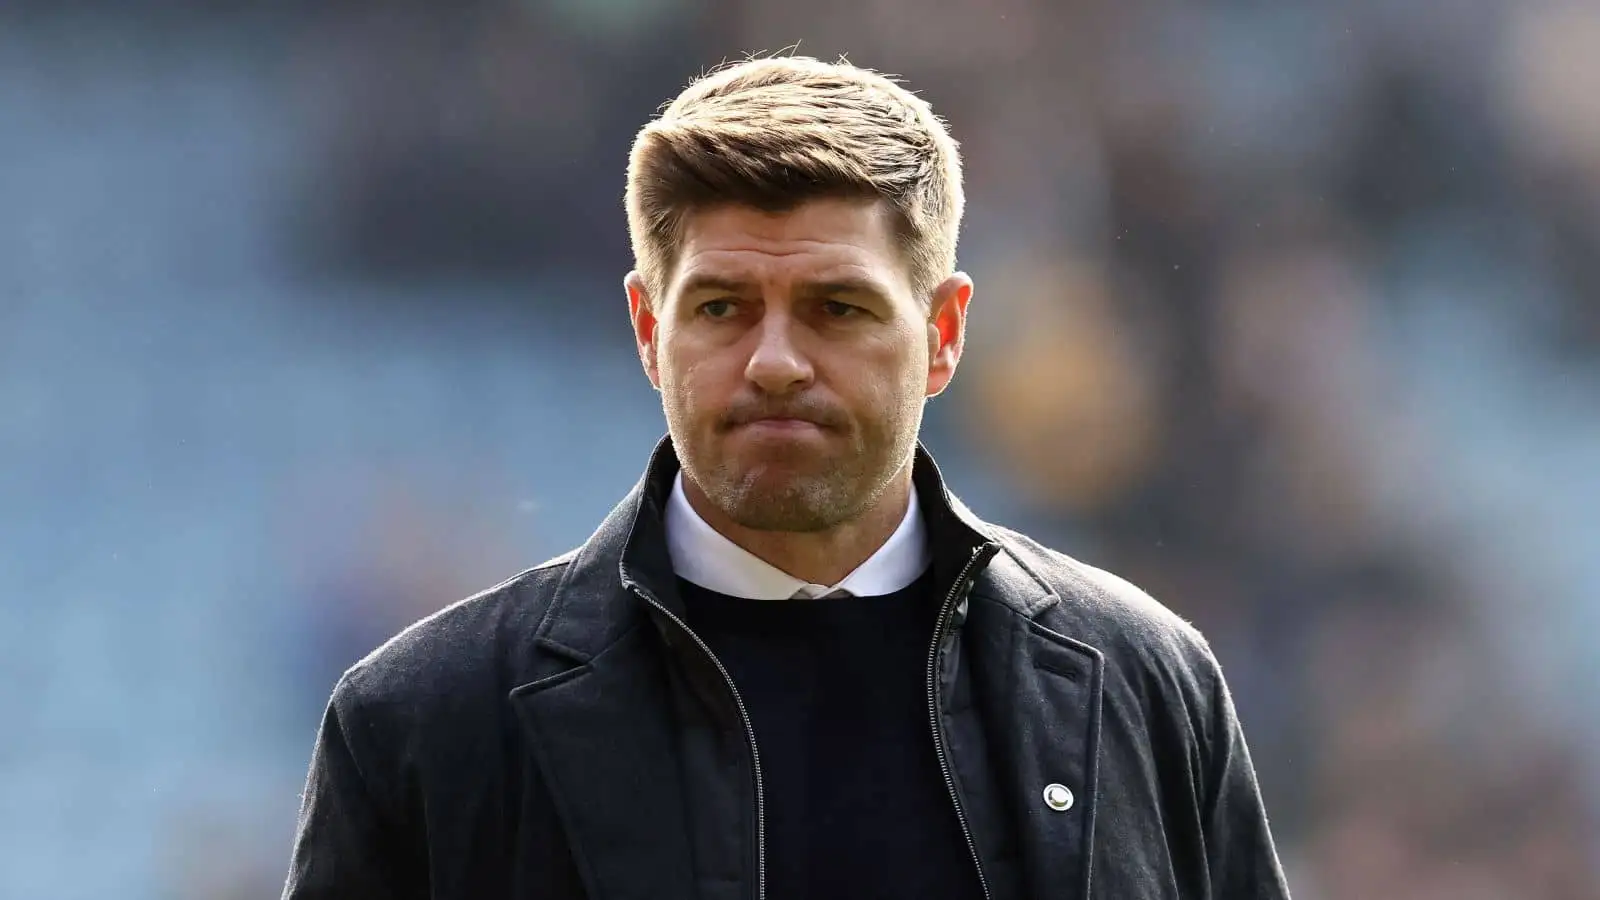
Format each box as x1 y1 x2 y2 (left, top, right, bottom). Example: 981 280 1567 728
668 403 924 535
703 452 873 533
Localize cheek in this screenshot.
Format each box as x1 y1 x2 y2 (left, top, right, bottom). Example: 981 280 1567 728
659 349 720 417
841 339 925 412
656 335 696 385
882 326 932 388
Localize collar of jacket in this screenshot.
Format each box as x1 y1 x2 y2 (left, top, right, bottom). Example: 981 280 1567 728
531 434 1061 665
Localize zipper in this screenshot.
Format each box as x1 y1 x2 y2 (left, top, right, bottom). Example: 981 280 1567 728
927 543 999 900
629 585 767 900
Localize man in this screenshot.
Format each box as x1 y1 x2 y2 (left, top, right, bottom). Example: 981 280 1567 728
282 55 1291 900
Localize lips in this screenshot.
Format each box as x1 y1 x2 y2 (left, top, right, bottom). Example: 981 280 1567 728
739 417 822 432
720 399 844 433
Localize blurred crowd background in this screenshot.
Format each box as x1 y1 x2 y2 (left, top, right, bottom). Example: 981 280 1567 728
3 1 1598 898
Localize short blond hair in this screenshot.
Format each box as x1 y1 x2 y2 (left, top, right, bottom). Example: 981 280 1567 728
625 55 965 302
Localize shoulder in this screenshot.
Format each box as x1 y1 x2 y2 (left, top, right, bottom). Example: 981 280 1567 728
327 549 579 728
987 525 1224 696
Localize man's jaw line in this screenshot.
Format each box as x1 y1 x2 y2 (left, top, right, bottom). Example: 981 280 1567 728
683 462 914 587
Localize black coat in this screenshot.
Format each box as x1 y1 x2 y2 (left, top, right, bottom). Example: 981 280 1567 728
282 439 1292 900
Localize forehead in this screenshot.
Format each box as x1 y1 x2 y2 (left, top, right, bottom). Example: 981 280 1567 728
670 198 911 297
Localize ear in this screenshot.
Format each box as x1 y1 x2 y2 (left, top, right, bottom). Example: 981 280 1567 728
626 271 662 390
925 272 973 398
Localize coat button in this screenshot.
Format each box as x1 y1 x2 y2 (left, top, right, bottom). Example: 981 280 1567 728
1042 783 1074 812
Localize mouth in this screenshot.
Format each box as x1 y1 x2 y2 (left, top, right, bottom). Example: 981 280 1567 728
728 416 833 438
739 417 822 431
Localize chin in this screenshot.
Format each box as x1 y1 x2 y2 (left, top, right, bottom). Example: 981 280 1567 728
722 491 841 533
721 459 818 492
718 468 858 530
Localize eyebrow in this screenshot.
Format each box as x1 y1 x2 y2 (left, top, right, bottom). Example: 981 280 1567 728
800 278 892 301
676 274 756 297
675 274 893 302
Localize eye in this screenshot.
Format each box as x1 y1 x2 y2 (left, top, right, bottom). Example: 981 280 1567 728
697 298 738 319
821 299 863 318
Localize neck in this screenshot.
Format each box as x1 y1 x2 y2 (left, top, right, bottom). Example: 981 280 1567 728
682 465 914 587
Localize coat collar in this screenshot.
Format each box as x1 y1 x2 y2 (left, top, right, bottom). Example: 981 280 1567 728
531 434 1046 664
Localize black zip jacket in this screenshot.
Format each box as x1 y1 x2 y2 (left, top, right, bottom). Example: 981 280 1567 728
282 438 1292 900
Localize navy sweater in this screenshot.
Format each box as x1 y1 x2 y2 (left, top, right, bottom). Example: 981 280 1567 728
679 571 986 900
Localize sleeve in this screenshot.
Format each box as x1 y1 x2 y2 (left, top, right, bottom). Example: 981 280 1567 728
281 674 423 900
1200 655 1294 899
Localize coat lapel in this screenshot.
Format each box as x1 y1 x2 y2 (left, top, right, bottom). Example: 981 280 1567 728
510 618 700 900
966 549 1106 900
507 447 702 900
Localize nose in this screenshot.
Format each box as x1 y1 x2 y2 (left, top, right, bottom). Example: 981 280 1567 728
744 311 814 395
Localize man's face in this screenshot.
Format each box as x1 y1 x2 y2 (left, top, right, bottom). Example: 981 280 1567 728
627 198 970 532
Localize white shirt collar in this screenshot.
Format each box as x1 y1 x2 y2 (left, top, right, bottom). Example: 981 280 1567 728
664 470 930 600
